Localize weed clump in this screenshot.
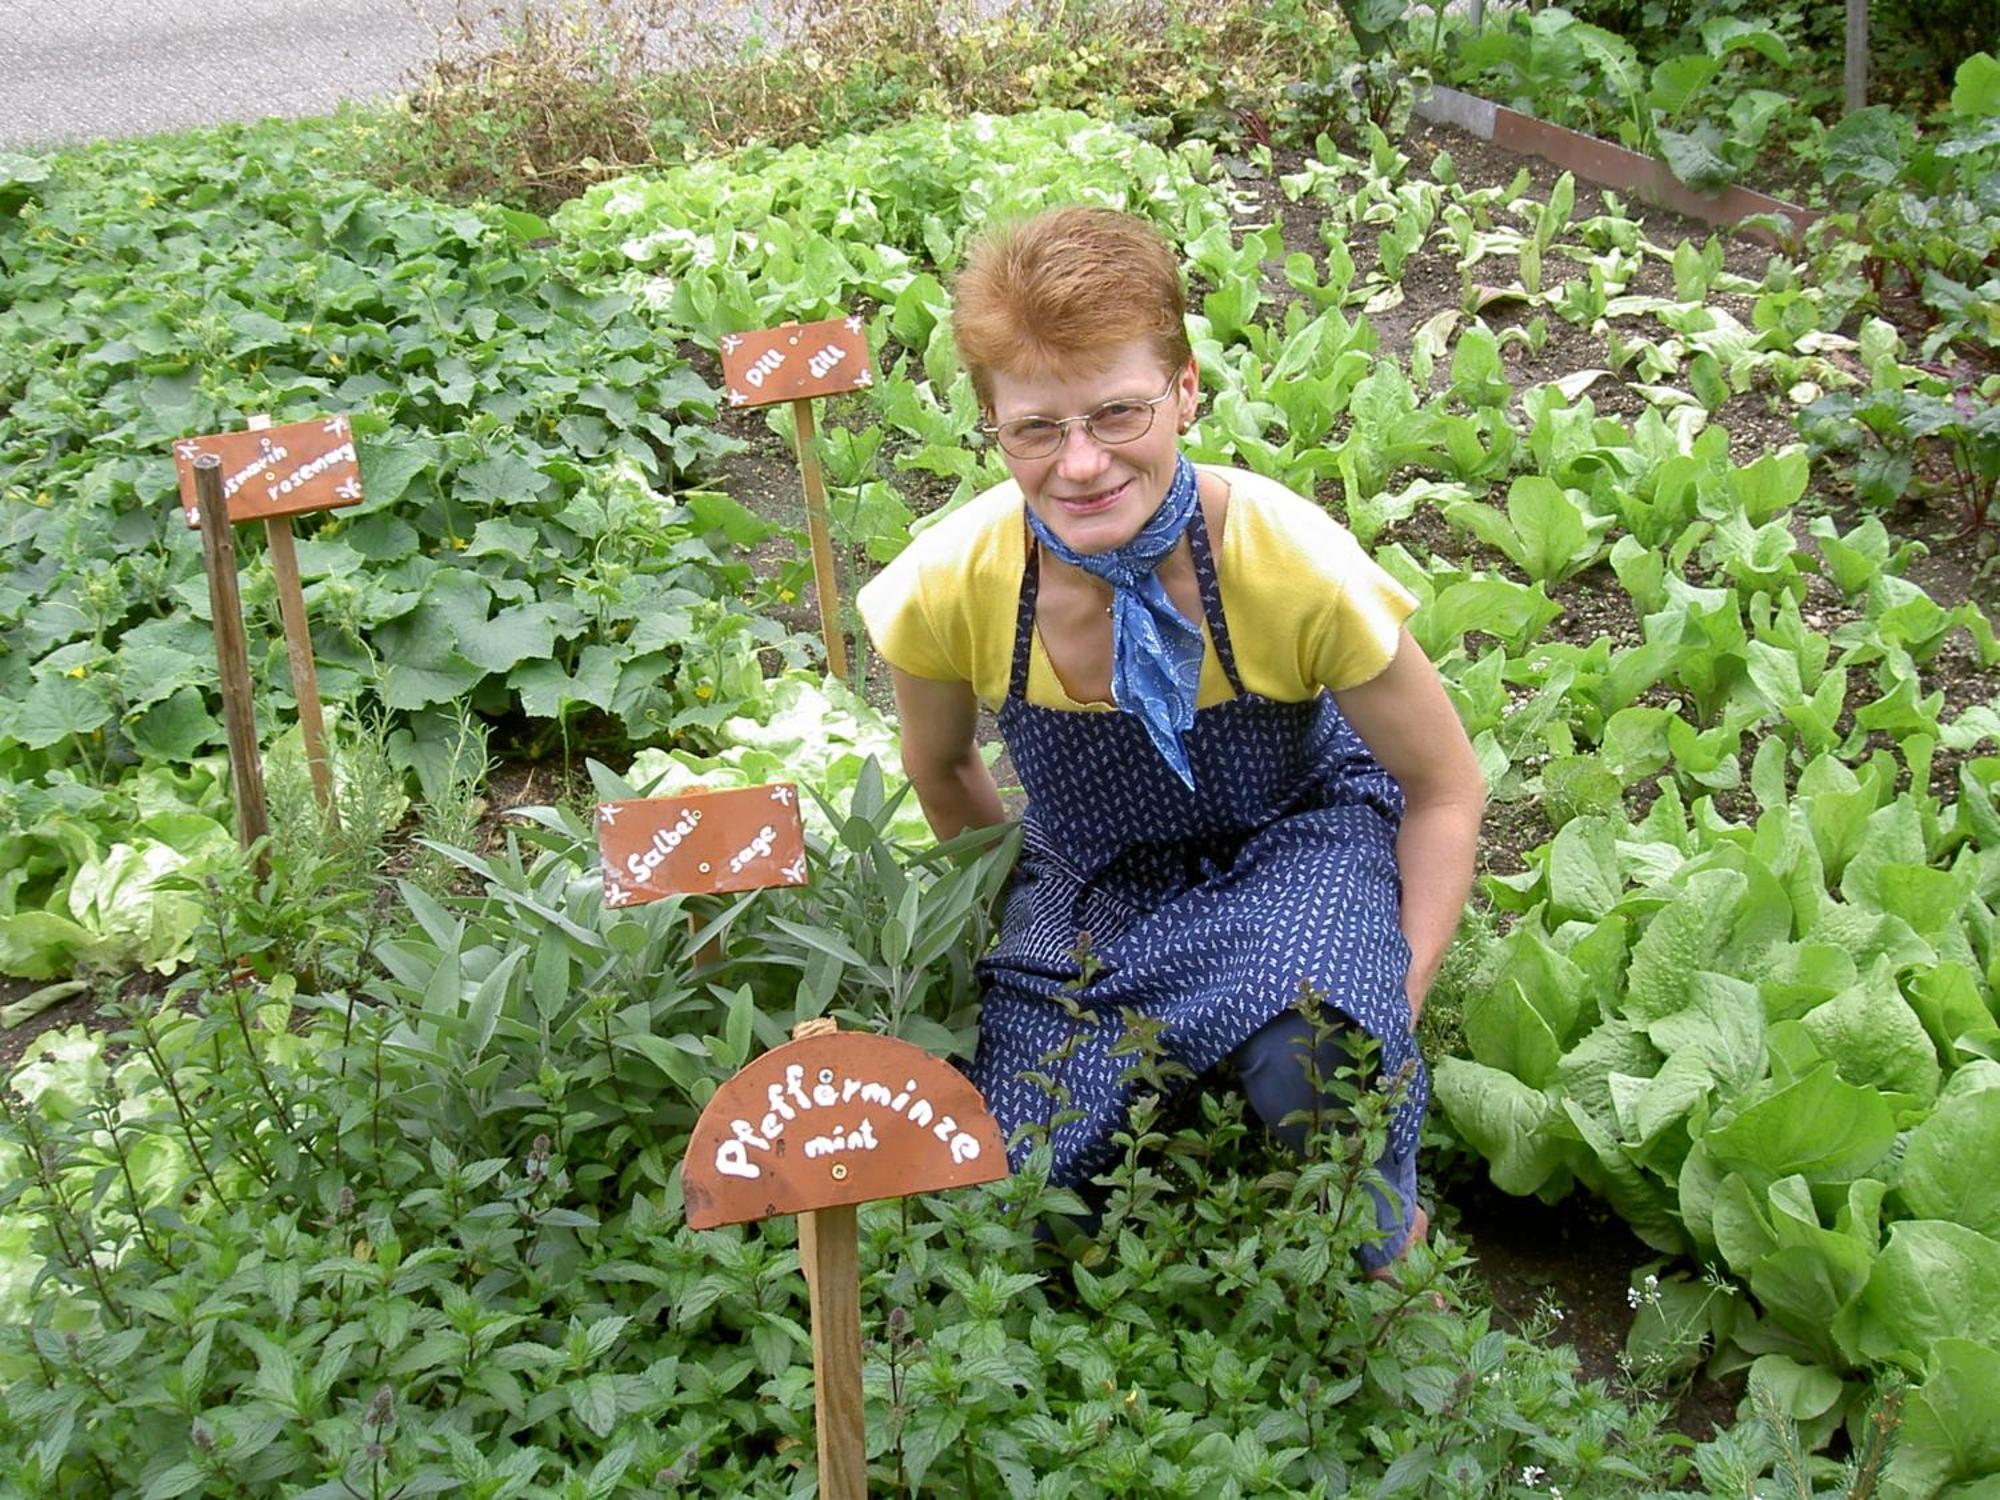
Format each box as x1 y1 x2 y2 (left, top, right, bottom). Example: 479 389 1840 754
365 0 1350 209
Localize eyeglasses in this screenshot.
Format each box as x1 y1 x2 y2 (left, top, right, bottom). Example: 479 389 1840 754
979 374 1182 459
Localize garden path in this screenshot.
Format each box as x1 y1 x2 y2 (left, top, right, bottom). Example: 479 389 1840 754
0 0 463 149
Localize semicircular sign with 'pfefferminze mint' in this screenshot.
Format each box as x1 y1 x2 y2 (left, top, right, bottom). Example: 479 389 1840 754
683 1032 1009 1229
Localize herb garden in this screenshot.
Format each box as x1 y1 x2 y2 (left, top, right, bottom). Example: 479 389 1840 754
1 1 1997 1494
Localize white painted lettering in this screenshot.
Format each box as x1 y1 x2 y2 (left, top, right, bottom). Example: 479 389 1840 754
715 1140 759 1179
262 440 354 503
623 806 704 885
728 824 779 874
803 1117 880 1159
223 437 288 500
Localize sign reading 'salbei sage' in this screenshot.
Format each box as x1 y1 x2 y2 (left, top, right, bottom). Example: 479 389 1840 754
172 415 364 528
684 1032 1009 1229
596 783 807 907
719 316 875 410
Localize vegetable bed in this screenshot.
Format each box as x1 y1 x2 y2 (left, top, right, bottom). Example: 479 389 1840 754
2 61 1998 1494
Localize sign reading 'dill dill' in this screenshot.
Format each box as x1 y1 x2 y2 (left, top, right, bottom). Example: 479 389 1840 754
595 784 807 907
172 414 363 528
683 1031 1008 1228
718 315 874 409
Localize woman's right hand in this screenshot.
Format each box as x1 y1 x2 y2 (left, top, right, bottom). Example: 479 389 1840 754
891 667 1006 840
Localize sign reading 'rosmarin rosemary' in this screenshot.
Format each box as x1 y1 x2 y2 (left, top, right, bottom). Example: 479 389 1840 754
171 413 363 528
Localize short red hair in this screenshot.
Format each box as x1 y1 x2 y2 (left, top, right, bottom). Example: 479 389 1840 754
951 205 1191 410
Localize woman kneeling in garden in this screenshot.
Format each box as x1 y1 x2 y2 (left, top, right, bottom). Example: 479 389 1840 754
857 206 1485 1274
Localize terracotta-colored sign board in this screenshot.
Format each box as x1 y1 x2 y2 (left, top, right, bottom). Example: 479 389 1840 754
597 783 807 908
719 316 875 410
173 415 364 529
684 1032 1009 1228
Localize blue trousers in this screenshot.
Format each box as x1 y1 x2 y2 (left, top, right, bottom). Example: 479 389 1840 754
1230 1007 1420 1272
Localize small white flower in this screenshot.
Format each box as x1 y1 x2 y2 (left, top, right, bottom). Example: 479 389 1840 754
1520 1465 1545 1486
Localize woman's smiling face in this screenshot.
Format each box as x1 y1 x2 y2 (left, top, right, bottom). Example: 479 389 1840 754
985 340 1198 556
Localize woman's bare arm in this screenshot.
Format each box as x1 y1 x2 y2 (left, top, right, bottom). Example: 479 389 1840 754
890 666 1007 840
1332 629 1487 1021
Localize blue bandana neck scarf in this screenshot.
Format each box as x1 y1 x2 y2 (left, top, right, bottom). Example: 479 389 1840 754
1025 455 1205 790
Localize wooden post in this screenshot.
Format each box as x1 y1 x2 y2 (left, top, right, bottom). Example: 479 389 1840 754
194 456 270 871
791 1015 866 1500
1845 0 1868 115
790 398 850 680
248 415 338 827
687 913 723 971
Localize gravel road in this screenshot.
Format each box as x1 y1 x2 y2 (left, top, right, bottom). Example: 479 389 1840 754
0 0 467 150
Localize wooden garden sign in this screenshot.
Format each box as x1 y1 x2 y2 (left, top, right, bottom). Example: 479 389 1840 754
595 781 810 967
171 414 362 858
719 315 875 679
172 414 363 530
594 783 809 909
684 1019 1009 1500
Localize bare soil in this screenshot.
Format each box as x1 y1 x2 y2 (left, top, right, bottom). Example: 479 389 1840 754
0 977 100 1076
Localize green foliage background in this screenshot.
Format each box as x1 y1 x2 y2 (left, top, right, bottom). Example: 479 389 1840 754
1 4 1998 1494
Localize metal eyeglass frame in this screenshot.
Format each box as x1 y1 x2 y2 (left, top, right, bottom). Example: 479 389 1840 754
978 373 1182 459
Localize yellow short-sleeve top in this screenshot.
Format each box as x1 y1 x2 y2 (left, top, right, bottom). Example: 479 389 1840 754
856 465 1419 712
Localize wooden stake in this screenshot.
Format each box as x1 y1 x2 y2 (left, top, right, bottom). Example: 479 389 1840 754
792 1016 866 1500
194 456 270 872
687 912 723 972
790 398 850 680
248 415 338 827
1844 0 1869 115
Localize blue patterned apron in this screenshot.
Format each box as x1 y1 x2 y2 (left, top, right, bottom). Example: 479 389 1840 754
971 499 1426 1186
